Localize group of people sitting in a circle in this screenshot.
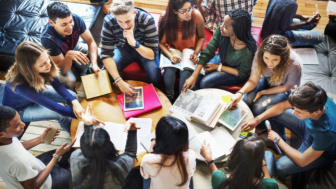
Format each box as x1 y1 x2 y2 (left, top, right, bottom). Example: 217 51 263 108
0 0 336 189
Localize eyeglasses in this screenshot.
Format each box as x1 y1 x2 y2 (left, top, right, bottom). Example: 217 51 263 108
177 5 195 16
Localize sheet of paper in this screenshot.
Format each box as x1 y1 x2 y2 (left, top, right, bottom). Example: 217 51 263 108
196 131 226 160
292 48 319 65
210 127 236 156
97 70 112 95
181 49 197 70
326 1 336 12
140 132 156 152
121 118 153 153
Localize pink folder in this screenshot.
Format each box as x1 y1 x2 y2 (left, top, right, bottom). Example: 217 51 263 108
117 84 162 119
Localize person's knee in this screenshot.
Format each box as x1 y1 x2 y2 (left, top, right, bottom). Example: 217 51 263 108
199 78 209 89
251 101 267 116
275 158 293 178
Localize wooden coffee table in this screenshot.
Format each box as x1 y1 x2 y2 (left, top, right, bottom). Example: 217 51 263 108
70 80 172 166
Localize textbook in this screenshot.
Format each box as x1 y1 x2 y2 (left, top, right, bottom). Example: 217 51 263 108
140 112 197 152
218 104 248 131
159 48 205 75
170 89 226 128
190 126 236 160
73 118 152 153
81 69 113 99
117 84 162 119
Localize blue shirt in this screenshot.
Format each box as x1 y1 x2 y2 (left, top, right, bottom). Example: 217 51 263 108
100 8 159 60
305 97 336 161
260 0 297 42
41 14 87 56
2 78 76 118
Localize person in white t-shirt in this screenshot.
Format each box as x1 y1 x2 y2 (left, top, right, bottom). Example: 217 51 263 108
0 106 76 189
140 116 196 189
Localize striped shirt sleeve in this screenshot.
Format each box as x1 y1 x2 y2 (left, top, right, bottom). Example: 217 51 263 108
142 15 159 57
100 15 117 61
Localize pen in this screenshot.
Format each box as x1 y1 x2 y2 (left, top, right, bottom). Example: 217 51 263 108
316 4 318 13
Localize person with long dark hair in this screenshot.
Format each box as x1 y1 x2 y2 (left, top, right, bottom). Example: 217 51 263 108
181 8 257 92
200 133 278 189
232 35 302 134
70 105 140 189
140 116 196 189
159 0 205 103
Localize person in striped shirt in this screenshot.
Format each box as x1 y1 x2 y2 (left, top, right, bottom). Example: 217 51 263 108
100 0 161 96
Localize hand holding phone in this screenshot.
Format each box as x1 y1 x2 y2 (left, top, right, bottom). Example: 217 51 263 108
43 127 58 144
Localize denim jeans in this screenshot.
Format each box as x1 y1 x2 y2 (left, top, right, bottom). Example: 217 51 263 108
243 78 291 130
290 18 324 47
264 150 275 177
200 53 248 89
107 43 161 87
143 177 194 189
267 109 332 178
18 85 77 134
163 67 201 102
59 42 97 91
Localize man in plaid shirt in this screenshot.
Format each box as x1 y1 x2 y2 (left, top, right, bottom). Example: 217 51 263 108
200 0 258 32
100 0 161 96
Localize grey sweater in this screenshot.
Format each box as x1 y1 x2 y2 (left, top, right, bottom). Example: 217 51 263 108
70 124 137 189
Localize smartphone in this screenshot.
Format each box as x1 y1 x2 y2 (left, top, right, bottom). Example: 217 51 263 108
265 120 271 130
43 128 58 144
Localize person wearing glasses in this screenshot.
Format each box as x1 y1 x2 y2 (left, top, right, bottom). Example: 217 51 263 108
159 0 205 103
231 35 302 135
181 9 257 92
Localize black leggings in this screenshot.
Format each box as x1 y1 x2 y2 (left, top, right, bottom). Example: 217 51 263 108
36 148 75 189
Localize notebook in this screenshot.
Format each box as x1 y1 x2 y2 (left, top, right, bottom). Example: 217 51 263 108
81 69 113 99
117 84 162 119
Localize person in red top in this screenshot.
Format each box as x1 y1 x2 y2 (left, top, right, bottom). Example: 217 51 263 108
159 0 205 103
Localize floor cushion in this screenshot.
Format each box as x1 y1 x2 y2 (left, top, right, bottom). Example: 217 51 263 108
0 0 104 71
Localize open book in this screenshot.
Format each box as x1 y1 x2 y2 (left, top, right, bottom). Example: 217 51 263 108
190 127 236 160
292 48 319 65
170 89 226 128
140 112 197 152
160 49 205 75
81 69 113 99
73 118 152 153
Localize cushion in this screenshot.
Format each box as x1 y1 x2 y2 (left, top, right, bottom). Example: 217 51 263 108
301 35 336 95
0 0 103 71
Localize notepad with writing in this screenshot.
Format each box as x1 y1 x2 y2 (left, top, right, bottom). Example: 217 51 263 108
81 69 113 99
117 84 162 119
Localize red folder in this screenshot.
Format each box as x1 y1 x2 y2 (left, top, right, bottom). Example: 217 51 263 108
117 84 162 119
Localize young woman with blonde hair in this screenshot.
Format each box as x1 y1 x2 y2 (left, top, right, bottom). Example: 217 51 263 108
231 35 302 133
2 41 99 134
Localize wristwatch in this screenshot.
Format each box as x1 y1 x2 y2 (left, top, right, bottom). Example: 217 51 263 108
132 41 140 49
205 159 214 167
53 154 62 162
217 63 222 72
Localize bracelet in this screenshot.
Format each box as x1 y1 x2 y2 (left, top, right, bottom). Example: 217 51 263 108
53 154 62 162
236 91 244 95
114 77 122 85
255 116 261 124
217 63 222 72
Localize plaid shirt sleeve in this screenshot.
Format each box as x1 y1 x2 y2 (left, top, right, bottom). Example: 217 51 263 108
143 16 159 57
100 15 117 61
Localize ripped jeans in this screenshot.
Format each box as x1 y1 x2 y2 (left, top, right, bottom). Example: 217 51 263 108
290 18 324 47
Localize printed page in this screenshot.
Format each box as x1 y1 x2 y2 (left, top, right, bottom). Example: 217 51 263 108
192 95 221 124
170 89 204 120
196 131 227 160
159 49 183 70
97 70 112 95
171 111 197 140
292 48 319 65
121 118 153 153
181 49 197 70
326 1 336 12
81 74 100 99
219 105 247 131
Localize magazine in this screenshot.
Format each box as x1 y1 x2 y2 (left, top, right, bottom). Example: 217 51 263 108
160 48 205 75
124 87 144 111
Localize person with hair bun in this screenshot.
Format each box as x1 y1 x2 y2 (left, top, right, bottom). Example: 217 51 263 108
232 35 302 134
159 0 205 103
240 82 336 178
201 133 278 189
181 8 257 92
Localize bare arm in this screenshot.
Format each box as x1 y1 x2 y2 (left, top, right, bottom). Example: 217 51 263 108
221 66 239 76
268 131 324 167
135 45 155 60
81 29 100 75
21 137 42 151
51 53 73 75
257 100 293 121
194 10 205 55
282 13 320 32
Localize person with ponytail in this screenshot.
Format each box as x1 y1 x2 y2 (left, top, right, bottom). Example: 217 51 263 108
140 116 196 189
70 105 140 189
200 133 278 189
232 35 302 134
181 8 257 92
2 41 99 135
159 0 205 103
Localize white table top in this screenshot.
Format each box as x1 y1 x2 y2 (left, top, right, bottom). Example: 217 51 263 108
188 88 254 162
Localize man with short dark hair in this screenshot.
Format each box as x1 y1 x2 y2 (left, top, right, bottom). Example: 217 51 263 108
41 2 101 91
241 82 336 177
0 106 75 189
101 0 161 96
